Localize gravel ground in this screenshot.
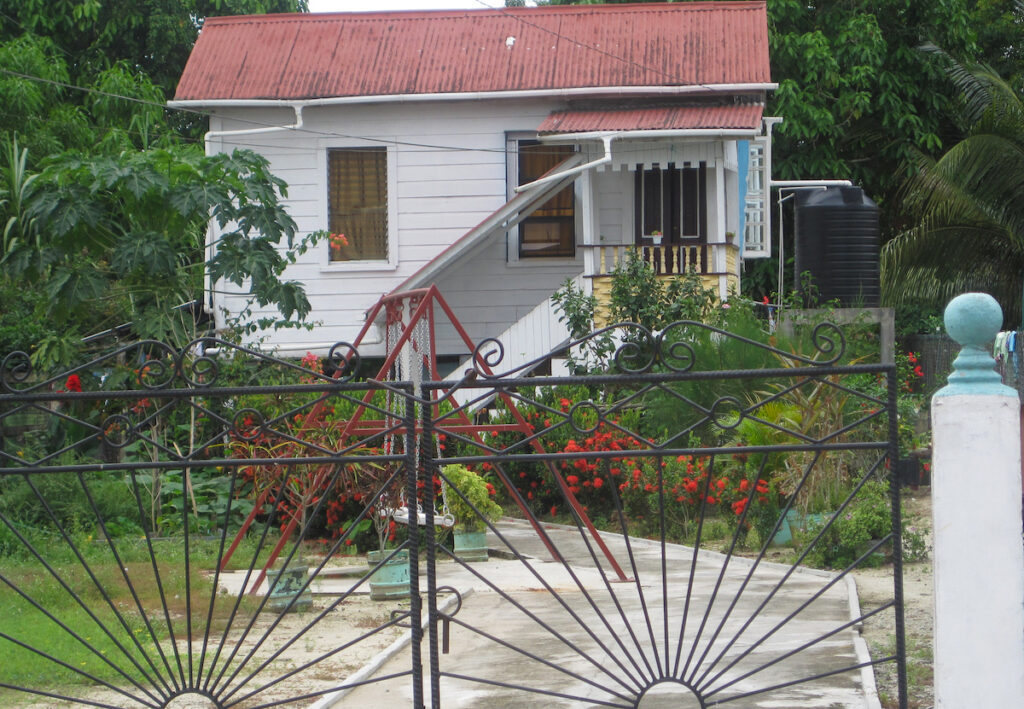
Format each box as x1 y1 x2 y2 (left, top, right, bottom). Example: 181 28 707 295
851 488 934 709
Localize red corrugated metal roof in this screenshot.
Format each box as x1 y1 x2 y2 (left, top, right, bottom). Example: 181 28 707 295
538 103 764 134
175 2 770 101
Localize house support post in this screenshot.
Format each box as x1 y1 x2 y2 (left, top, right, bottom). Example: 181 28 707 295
931 292 1024 708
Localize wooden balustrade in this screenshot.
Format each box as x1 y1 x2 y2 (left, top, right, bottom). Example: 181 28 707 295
580 242 737 278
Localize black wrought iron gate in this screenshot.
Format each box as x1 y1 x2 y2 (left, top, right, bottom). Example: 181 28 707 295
0 321 906 708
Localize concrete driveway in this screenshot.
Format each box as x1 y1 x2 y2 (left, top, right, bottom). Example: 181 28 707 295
317 519 883 709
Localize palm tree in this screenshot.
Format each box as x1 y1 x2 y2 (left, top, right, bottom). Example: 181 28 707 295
882 58 1024 325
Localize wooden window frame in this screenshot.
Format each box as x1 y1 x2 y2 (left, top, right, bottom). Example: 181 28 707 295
506 136 578 261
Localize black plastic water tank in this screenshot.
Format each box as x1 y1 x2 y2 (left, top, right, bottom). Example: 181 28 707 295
794 186 880 307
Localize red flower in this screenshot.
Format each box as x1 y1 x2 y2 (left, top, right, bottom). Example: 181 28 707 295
913 365 924 378
592 477 604 489
65 374 82 393
550 505 558 517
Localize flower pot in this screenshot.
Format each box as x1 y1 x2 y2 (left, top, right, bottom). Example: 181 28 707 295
453 530 489 563
265 565 312 613
771 510 830 546
647 235 663 246
367 549 410 601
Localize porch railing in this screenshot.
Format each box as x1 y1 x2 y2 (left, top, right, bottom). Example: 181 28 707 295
580 242 738 277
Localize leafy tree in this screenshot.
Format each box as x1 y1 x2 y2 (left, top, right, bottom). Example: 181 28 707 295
767 0 976 210
882 60 1024 326
0 35 95 159
1 146 317 361
0 2 323 362
0 0 308 96
971 0 1024 90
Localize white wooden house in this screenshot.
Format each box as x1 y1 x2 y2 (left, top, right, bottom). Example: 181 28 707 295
171 2 777 367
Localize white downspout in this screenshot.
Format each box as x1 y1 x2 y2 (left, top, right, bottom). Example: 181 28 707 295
202 105 306 331
514 134 616 193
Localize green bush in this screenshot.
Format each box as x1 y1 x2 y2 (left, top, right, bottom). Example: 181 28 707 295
801 478 892 569
442 464 502 532
0 470 139 533
0 279 52 356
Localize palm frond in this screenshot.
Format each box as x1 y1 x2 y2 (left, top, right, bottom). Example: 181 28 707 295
889 58 1024 324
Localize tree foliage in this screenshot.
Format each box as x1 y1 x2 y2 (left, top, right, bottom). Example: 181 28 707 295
6 148 313 343
767 0 976 208
882 59 1024 326
0 1 318 363
0 0 308 96
971 0 1024 90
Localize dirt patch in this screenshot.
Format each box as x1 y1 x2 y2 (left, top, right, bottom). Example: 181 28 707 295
851 488 933 709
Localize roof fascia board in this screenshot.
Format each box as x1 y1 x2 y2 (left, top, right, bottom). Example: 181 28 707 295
168 83 777 109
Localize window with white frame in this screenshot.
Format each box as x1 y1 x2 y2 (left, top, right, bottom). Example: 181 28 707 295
508 138 576 258
327 147 388 262
743 140 769 257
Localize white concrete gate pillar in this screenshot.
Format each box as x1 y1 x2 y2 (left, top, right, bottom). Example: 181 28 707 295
931 292 1024 707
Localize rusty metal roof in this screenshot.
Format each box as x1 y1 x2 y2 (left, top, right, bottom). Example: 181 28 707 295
538 103 764 134
175 2 770 101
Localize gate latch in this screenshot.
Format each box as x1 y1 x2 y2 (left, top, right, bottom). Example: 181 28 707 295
435 585 463 655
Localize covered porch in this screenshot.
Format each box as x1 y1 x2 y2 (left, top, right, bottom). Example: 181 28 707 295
533 102 773 304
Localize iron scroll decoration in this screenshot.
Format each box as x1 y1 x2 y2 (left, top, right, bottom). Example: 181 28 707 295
469 319 848 379
1 338 366 395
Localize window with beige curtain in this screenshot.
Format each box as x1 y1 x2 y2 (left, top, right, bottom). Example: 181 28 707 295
328 147 388 261
517 141 575 258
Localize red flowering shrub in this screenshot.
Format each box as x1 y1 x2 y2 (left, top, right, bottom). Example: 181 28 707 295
617 454 719 537
557 424 643 516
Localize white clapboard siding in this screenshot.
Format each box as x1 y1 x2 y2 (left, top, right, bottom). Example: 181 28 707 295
454 283 573 379
204 99 733 360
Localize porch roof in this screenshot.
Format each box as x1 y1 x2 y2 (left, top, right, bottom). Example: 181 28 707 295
538 103 764 134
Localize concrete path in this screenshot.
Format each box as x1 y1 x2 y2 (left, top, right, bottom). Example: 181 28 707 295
291 520 881 708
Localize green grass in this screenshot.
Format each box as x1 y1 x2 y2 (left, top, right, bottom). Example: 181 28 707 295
0 530 279 702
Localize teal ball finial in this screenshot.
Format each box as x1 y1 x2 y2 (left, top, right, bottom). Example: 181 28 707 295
936 292 1015 398
944 292 1003 348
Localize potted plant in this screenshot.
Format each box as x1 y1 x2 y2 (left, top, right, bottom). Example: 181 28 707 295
442 464 502 562
359 464 410 600
648 230 663 246
329 458 409 601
